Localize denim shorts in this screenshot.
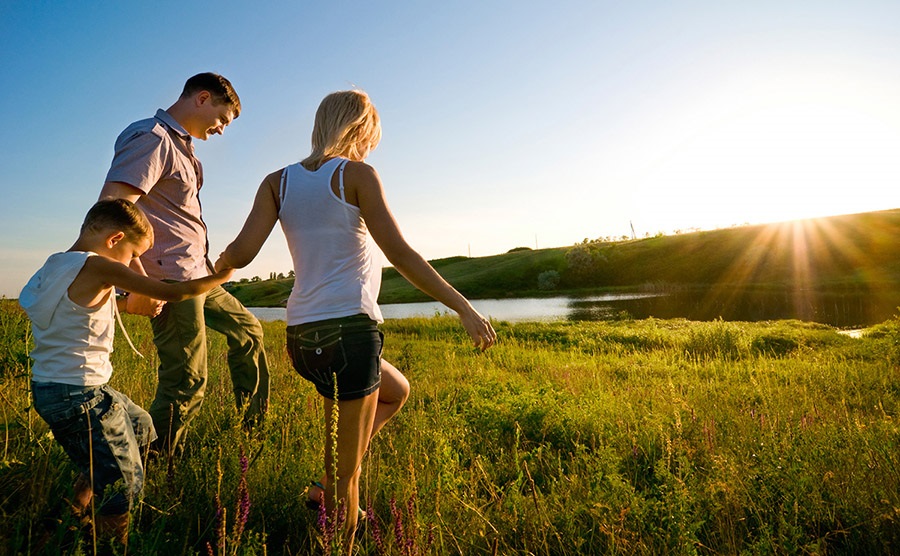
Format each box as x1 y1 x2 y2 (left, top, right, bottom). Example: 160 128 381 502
286 314 383 401
31 382 157 514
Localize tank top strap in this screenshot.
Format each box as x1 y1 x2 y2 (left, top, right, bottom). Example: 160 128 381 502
279 165 290 206
337 159 350 202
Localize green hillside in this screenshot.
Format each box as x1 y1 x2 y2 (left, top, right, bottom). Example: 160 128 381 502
226 209 900 307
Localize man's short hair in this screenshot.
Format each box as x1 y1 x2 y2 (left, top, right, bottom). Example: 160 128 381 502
181 72 241 118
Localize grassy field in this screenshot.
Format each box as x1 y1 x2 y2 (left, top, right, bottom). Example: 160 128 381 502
3 298 900 554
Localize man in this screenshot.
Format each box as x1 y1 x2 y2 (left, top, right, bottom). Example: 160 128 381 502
100 73 269 455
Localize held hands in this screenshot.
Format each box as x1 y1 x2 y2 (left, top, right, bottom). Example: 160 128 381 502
459 307 497 351
213 252 233 273
125 292 165 318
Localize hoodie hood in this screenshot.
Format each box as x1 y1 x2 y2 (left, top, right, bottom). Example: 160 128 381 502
20 252 93 329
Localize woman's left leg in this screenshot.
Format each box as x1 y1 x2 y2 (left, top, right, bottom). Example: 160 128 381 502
323 391 379 549
310 359 409 503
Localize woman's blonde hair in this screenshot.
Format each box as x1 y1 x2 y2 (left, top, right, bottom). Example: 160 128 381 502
301 90 382 171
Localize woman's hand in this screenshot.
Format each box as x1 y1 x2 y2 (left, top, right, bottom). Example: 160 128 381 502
459 308 496 351
214 252 233 273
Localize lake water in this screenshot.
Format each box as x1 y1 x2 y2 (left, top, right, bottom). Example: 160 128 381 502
249 294 660 324
249 289 900 328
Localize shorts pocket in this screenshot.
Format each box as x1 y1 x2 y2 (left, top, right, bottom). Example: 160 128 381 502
291 325 348 385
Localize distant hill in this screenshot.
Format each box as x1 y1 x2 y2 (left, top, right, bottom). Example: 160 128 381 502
225 209 900 307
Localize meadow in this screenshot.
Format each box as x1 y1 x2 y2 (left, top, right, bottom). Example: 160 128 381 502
2 298 900 555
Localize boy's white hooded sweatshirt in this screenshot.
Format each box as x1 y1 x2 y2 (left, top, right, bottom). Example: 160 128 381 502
20 251 115 386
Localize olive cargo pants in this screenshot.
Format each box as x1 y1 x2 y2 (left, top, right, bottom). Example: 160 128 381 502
149 285 269 452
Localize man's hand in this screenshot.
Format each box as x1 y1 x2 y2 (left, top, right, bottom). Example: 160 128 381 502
125 292 165 318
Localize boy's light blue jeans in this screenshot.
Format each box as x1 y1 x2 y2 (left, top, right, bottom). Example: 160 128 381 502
31 381 156 515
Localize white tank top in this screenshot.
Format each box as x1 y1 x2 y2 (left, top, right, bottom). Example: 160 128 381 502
24 252 115 386
279 158 383 325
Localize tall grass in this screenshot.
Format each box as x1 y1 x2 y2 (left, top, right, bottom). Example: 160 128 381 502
2 298 900 554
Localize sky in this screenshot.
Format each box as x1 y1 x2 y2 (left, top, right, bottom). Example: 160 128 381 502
3 1 900 299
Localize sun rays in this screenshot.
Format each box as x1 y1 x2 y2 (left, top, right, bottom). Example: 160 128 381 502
699 214 898 322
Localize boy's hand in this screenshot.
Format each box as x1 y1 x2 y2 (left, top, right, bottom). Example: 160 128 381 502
125 292 165 318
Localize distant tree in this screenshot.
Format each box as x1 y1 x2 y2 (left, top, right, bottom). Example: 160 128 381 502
288 270 295 278
239 278 249 284
563 242 610 287
250 276 261 283
277 272 285 280
507 247 532 253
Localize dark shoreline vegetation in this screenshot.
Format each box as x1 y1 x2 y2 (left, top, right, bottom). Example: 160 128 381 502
3 297 900 554
224 209 900 318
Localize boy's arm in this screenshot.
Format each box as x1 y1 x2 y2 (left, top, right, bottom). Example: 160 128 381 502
86 257 234 302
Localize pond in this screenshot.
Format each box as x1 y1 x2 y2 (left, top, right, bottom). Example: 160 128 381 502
248 294 658 324
249 288 900 328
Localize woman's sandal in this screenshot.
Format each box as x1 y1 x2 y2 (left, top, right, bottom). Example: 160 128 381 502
306 481 326 511
306 480 365 520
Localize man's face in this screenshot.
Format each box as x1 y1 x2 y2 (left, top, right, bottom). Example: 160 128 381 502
193 92 235 140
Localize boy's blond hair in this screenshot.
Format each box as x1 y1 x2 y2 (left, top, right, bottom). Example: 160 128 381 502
81 199 154 245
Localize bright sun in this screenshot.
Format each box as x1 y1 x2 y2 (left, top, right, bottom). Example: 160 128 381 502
627 67 900 234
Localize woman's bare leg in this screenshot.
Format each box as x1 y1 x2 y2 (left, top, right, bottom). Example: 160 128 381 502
323 390 378 552
311 360 409 501
371 359 409 436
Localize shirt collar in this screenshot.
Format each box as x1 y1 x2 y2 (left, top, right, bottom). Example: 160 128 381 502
154 108 191 140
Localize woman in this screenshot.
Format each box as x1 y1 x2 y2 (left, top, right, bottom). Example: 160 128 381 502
215 90 495 549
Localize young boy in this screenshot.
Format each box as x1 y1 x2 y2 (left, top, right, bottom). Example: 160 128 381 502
20 199 234 545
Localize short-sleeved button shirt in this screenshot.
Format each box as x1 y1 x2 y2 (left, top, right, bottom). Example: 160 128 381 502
105 109 211 281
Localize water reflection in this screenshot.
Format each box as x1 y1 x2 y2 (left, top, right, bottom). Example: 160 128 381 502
380 294 661 322
574 289 900 328
250 289 900 327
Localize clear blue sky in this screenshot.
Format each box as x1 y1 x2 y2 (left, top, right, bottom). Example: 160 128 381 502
3 1 900 298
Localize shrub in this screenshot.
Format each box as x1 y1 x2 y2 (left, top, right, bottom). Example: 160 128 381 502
537 270 561 291
751 332 801 357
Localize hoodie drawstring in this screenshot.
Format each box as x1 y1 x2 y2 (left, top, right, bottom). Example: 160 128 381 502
113 299 144 358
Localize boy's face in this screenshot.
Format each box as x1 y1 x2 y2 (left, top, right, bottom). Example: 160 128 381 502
108 235 152 266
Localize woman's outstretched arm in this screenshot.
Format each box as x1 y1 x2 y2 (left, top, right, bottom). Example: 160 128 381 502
350 162 496 350
215 171 281 271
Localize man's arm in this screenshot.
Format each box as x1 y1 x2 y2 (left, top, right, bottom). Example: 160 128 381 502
99 181 143 203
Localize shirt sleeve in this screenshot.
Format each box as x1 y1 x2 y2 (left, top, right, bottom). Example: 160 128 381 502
104 127 170 194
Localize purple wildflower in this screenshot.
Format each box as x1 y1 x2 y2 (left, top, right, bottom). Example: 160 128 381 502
215 504 226 553
406 494 418 556
367 501 386 555
317 493 330 542
390 497 406 550
426 525 435 552
232 447 251 541
239 448 249 475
